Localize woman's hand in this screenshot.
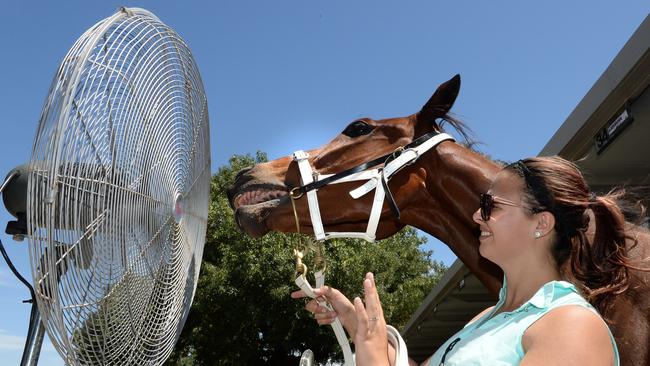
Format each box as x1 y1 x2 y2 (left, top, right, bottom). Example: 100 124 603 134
290 283 358 337
353 272 390 366
290 272 391 366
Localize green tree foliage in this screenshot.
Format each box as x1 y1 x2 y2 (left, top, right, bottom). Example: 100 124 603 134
167 153 447 365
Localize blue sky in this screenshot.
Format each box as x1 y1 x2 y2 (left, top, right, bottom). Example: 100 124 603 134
0 2 647 365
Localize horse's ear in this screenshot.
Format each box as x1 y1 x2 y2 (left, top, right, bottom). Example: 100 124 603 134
419 74 461 121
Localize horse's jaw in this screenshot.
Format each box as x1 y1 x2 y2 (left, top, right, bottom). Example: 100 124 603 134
232 198 285 238
229 179 291 238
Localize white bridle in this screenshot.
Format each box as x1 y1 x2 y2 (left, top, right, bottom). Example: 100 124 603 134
291 132 454 242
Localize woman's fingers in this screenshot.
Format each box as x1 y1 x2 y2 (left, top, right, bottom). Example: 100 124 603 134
291 286 339 301
305 298 328 313
304 299 318 313
355 273 384 334
314 309 338 325
290 289 307 299
303 298 338 324
363 272 384 323
312 286 340 303
292 287 336 305
354 296 369 332
353 273 390 366
291 281 358 334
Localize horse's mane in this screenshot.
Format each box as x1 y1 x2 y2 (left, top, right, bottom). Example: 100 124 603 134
613 186 650 230
438 113 474 146
439 113 501 162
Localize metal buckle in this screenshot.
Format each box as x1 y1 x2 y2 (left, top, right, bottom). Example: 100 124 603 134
402 148 420 166
290 187 304 200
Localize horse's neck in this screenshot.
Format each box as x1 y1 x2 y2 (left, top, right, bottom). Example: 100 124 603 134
406 142 503 294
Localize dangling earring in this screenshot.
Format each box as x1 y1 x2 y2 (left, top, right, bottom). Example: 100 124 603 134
534 231 542 238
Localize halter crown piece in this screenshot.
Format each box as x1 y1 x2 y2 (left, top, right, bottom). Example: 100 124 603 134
290 130 454 366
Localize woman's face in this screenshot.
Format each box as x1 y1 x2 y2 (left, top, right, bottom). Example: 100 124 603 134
472 170 540 267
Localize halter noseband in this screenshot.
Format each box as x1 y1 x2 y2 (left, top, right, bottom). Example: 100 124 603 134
290 130 455 242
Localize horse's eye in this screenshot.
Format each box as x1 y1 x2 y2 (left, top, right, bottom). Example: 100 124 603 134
342 120 374 138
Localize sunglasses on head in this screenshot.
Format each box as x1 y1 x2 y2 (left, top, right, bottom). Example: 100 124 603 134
479 193 521 221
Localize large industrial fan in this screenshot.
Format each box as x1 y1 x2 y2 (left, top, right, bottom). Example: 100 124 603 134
0 7 210 365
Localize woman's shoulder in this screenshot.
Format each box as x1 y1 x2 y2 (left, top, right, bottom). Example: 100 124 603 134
528 304 610 335
521 305 614 365
466 305 496 326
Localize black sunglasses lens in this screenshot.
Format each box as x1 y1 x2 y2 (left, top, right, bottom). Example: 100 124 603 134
480 193 493 221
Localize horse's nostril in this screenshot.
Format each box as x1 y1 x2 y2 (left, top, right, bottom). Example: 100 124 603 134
235 166 253 182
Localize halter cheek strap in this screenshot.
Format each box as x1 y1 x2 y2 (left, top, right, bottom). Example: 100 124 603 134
292 132 454 242
293 150 385 241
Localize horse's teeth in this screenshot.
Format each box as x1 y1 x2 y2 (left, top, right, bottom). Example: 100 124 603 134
237 189 287 207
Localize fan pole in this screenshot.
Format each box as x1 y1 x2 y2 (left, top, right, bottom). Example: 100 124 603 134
0 172 46 365
0 233 46 366
21 304 45 366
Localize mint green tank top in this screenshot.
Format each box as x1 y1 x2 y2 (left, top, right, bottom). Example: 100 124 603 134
427 278 620 366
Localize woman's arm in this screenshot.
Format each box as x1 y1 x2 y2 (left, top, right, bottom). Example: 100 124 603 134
520 305 615 366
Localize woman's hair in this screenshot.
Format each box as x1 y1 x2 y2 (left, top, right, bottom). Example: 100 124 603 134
505 156 645 315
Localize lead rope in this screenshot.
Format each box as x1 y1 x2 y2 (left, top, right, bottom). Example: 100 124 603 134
289 188 311 276
290 189 355 366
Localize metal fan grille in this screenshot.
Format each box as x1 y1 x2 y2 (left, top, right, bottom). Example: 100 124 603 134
27 8 210 365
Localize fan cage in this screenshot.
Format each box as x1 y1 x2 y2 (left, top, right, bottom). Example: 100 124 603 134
27 8 210 365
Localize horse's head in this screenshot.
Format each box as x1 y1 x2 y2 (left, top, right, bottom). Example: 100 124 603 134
228 75 484 240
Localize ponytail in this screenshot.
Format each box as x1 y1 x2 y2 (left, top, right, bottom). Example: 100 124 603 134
571 191 631 314
507 157 648 317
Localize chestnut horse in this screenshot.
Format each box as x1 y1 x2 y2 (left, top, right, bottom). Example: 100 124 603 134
227 75 650 365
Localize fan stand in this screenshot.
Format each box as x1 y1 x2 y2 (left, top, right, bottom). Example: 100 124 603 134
0 237 46 366
0 170 46 366
21 304 45 366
